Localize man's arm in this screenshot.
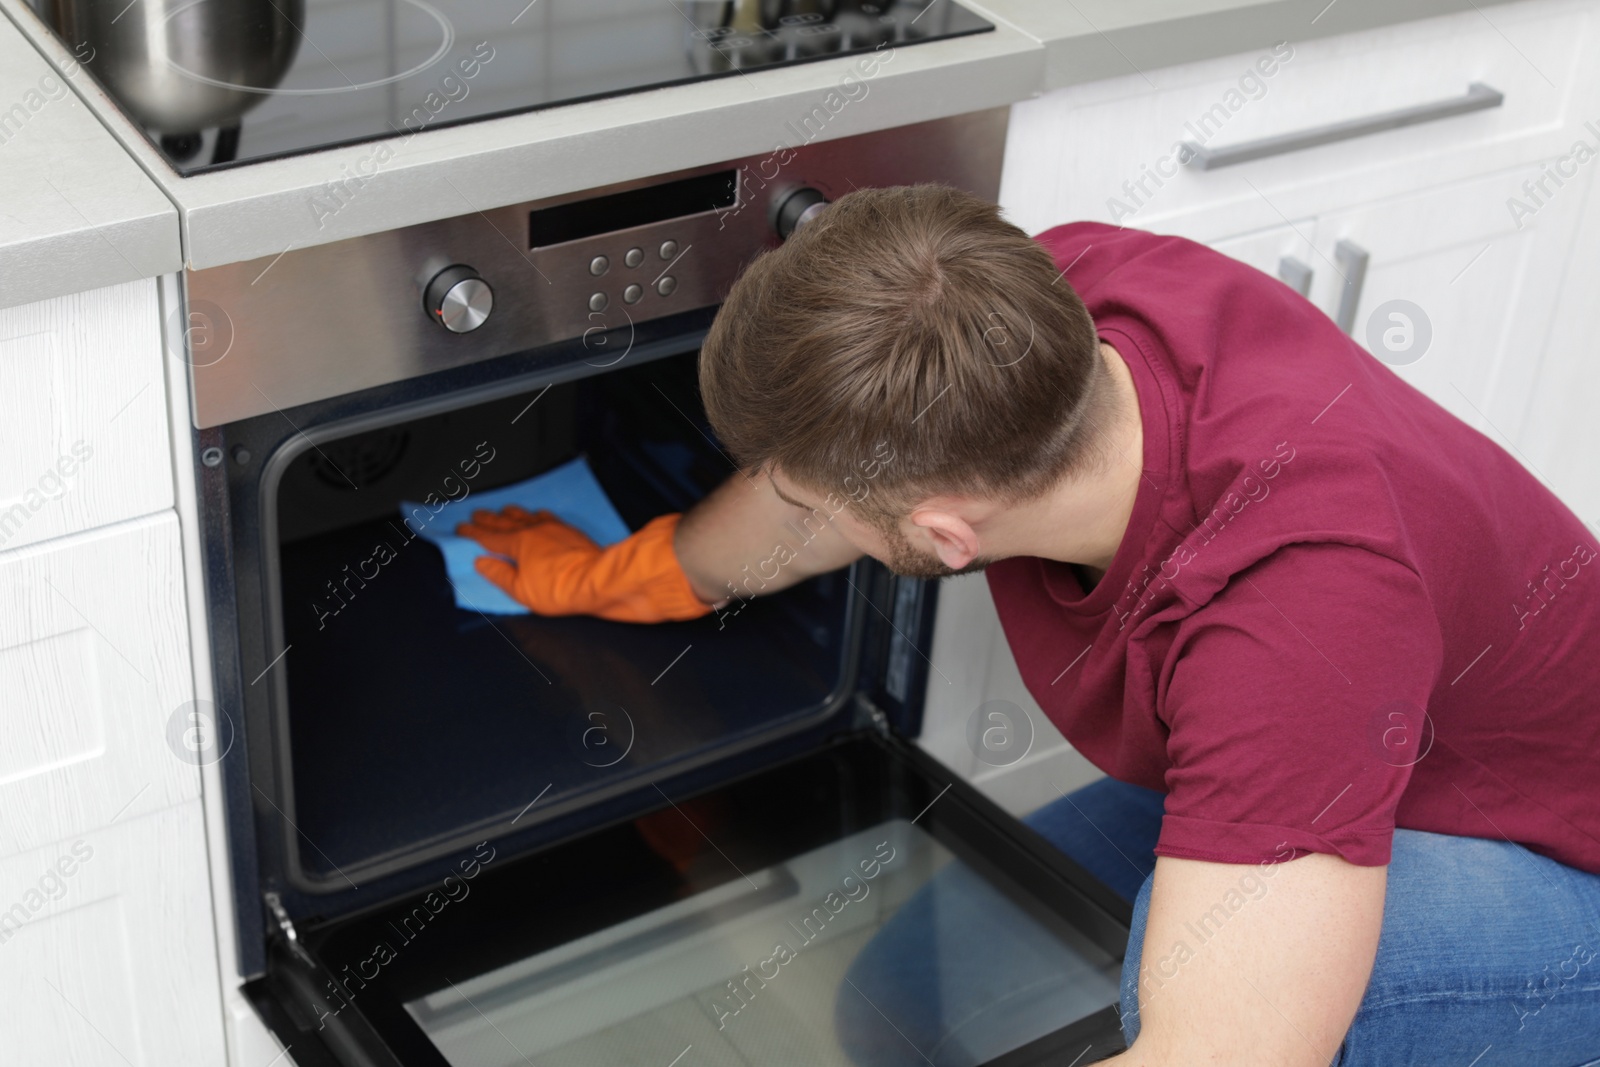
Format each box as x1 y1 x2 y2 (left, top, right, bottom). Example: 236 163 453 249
1103 852 1386 1066
456 468 863 621
674 469 864 604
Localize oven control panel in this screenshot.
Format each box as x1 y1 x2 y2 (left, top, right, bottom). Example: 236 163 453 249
183 109 1007 428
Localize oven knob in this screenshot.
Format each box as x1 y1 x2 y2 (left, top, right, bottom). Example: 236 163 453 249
774 187 830 241
423 265 493 333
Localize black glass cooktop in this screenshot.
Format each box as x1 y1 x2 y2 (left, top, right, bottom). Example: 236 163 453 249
31 0 992 176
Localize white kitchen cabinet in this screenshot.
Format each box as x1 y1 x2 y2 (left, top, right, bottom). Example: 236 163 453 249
999 0 1600 421
1000 0 1597 246
0 278 174 553
0 512 200 857
999 0 1600 504
1304 162 1590 446
0 800 227 1065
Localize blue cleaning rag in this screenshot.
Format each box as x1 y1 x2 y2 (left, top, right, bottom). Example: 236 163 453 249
400 456 631 615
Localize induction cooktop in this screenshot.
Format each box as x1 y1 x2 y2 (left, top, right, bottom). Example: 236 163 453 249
29 0 993 177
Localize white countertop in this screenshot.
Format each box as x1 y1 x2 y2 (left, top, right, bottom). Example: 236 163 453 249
0 12 178 310
0 0 1537 299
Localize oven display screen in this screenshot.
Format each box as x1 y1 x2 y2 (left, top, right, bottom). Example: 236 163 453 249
529 170 739 248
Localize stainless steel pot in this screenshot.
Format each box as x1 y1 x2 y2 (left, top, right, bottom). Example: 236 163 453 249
40 0 303 133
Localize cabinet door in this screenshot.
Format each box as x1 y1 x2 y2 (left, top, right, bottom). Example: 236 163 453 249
0 279 173 552
0 802 226 1065
1306 165 1588 445
0 513 198 856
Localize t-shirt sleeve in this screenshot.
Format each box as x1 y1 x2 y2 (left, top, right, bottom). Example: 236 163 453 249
1156 542 1444 867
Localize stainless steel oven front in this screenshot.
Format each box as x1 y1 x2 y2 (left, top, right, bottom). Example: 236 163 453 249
182 107 1134 1067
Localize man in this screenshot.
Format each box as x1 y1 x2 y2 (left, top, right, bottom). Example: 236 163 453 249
458 184 1600 1063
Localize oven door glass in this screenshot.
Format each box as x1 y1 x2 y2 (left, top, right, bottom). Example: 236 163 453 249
257 735 1131 1067
405 819 1118 1066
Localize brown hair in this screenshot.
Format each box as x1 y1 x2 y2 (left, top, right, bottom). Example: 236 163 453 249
699 183 1107 524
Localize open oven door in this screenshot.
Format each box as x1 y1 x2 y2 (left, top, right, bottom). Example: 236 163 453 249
227 346 1132 1066
245 727 1131 1067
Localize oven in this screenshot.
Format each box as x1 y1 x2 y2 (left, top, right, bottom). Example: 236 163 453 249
183 107 1132 1066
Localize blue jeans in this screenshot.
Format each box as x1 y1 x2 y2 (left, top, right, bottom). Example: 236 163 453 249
838 778 1600 1066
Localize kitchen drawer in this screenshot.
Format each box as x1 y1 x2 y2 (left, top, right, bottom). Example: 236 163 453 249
1001 0 1598 244
0 801 226 1066
0 512 198 857
0 278 174 553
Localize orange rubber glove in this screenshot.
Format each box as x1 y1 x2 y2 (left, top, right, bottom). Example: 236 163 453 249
454 505 713 623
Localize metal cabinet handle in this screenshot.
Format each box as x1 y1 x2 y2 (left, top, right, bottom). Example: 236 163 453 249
1333 239 1369 334
1277 255 1313 297
1182 82 1504 171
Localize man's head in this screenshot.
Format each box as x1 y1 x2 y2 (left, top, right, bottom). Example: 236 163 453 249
700 183 1114 577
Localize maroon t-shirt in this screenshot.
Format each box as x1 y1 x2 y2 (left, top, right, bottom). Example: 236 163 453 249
987 221 1600 873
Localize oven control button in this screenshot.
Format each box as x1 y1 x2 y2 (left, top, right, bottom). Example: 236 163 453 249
624 247 644 268
423 265 493 333
659 239 678 260
589 292 608 312
775 187 830 240
589 255 609 276
656 276 677 297
623 284 643 304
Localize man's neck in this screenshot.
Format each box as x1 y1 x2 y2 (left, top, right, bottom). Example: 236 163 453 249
949 340 1144 577
1031 339 1145 574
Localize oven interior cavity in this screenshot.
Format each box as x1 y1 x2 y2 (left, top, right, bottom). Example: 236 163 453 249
270 351 853 884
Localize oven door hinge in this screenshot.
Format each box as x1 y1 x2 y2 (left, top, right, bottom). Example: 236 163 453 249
853 693 893 738
264 891 316 968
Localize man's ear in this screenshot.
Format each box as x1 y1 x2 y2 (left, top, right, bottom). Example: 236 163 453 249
908 507 981 570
